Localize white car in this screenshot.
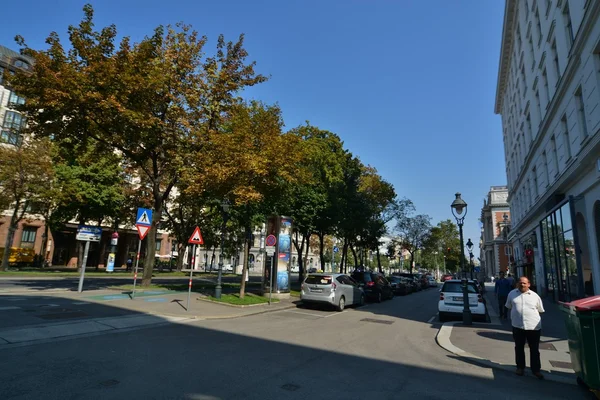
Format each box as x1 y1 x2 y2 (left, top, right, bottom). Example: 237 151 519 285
222 264 234 273
438 280 486 322
290 266 299 273
427 276 437 287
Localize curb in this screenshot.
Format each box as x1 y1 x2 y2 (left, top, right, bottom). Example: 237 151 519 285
436 321 576 386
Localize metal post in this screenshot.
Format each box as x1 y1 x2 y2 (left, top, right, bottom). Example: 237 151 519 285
458 222 472 325
187 244 195 310
268 255 274 305
215 217 226 300
77 241 91 293
132 240 142 299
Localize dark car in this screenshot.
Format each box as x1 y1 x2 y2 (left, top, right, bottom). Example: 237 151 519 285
351 271 394 302
393 273 425 291
387 276 409 296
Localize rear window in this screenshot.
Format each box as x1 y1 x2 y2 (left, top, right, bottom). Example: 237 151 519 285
305 275 332 285
442 282 477 293
351 272 372 283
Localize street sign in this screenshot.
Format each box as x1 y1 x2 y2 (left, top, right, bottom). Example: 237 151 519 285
188 226 204 245
135 208 153 240
76 225 102 242
265 234 276 247
474 267 481 273
333 246 339 253
266 248 275 256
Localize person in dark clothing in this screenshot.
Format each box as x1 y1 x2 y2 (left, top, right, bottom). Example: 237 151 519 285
495 271 513 319
126 258 133 272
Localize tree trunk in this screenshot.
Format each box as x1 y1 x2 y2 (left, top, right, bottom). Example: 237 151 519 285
409 252 414 275
376 247 382 273
142 203 162 286
318 232 325 271
176 243 184 271
292 231 305 280
239 226 251 299
1 224 16 271
351 246 358 268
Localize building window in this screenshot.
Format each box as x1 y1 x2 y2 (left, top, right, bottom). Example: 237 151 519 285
542 68 550 107
551 40 560 82
155 239 162 252
543 151 550 186
0 66 4 84
551 135 559 175
526 112 533 142
521 64 527 95
563 2 574 50
535 7 542 45
13 59 31 70
545 0 552 17
574 87 588 139
20 227 37 248
527 179 532 207
561 115 571 160
535 90 542 126
533 167 539 197
8 92 25 107
1 111 25 146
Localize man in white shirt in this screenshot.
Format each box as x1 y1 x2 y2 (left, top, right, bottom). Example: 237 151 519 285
505 276 545 379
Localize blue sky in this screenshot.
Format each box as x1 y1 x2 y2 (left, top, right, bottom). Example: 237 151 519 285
1 1 507 258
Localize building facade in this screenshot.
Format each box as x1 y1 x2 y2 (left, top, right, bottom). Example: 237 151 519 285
495 0 600 301
480 186 512 281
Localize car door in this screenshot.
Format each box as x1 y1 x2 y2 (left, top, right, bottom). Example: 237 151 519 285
336 275 353 304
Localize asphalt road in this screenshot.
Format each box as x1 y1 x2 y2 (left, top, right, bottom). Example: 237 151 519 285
0 286 592 400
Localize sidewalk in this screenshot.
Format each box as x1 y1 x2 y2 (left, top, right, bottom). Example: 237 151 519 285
437 283 577 386
0 289 297 349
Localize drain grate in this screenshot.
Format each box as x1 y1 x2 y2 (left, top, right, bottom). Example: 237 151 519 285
37 311 88 320
360 318 394 325
281 384 300 392
549 360 573 369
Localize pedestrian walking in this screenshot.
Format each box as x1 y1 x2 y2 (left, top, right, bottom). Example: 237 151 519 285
505 276 545 379
126 257 133 272
494 271 512 319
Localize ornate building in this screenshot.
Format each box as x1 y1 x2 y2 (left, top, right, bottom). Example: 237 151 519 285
480 186 511 281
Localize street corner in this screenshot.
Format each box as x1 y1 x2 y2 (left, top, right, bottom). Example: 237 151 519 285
435 321 578 386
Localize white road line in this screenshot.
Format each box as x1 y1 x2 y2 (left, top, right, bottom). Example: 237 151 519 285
0 306 20 311
4 298 26 301
427 316 435 323
288 310 329 318
72 302 90 305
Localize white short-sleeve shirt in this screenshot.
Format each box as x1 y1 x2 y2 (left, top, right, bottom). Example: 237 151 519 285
505 288 545 330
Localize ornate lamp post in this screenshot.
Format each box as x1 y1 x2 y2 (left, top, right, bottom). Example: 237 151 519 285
451 192 472 325
466 238 474 280
214 199 230 299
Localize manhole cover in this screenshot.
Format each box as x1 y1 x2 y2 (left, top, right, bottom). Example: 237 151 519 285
549 360 572 369
526 342 556 351
99 379 119 387
37 311 88 320
281 383 300 392
360 318 394 325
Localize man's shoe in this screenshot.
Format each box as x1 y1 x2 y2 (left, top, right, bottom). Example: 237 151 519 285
533 372 544 379
515 368 524 376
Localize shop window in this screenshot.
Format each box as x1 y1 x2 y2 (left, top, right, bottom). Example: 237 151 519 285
155 239 162 252
20 227 37 248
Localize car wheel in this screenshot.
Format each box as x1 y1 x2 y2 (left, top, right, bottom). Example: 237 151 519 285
337 296 345 312
377 292 382 303
389 290 395 300
438 312 447 322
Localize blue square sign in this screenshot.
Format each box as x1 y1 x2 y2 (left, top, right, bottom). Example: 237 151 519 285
136 208 152 226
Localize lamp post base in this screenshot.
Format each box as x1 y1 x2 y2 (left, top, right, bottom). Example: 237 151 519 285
462 310 472 325
214 285 222 299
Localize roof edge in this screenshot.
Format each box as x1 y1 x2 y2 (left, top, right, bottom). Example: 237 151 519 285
494 0 517 115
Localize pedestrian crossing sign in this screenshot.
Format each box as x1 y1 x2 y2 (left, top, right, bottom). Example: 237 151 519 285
136 208 152 226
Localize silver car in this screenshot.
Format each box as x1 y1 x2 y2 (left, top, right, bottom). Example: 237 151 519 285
300 273 365 311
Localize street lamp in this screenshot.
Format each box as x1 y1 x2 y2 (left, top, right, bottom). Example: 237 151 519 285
466 238 474 280
451 192 472 325
214 199 230 299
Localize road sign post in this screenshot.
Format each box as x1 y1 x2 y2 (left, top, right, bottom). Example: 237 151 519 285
76 225 102 293
186 227 204 311
132 208 152 300
265 234 277 305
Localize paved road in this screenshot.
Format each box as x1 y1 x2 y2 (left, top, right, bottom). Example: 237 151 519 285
0 286 592 400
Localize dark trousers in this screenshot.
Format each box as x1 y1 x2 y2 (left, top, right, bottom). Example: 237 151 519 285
512 327 541 372
497 295 508 318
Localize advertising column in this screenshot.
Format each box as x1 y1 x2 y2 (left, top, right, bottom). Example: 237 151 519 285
276 217 292 293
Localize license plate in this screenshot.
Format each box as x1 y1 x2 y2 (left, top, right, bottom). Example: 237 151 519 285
310 289 323 293
453 297 463 301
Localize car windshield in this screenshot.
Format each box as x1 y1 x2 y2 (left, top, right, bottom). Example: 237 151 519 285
442 282 477 293
305 275 332 285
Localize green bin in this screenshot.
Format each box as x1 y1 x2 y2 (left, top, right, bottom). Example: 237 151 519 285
560 295 600 390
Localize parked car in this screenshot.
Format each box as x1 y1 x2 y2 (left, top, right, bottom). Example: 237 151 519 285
290 265 299 273
307 267 317 273
427 276 437 287
438 280 486 322
300 273 365 311
387 276 409 296
351 271 394 302
222 264 234 273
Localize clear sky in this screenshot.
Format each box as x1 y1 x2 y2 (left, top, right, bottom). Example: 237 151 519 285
1 0 507 258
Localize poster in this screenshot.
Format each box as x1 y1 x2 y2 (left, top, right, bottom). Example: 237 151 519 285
106 253 115 272
278 217 292 262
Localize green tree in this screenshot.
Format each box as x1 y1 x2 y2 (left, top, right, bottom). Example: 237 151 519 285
0 139 54 270
394 206 432 275
8 4 267 285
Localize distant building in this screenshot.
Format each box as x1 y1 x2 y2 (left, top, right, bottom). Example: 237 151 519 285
479 186 511 280
495 1 599 300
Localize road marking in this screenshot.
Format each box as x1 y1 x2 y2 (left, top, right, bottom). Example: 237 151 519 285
427 316 435 323
0 306 20 311
72 302 90 305
4 298 26 301
288 310 328 318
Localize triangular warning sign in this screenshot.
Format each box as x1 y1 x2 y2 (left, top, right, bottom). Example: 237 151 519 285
136 225 150 240
137 211 150 225
188 226 204 244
